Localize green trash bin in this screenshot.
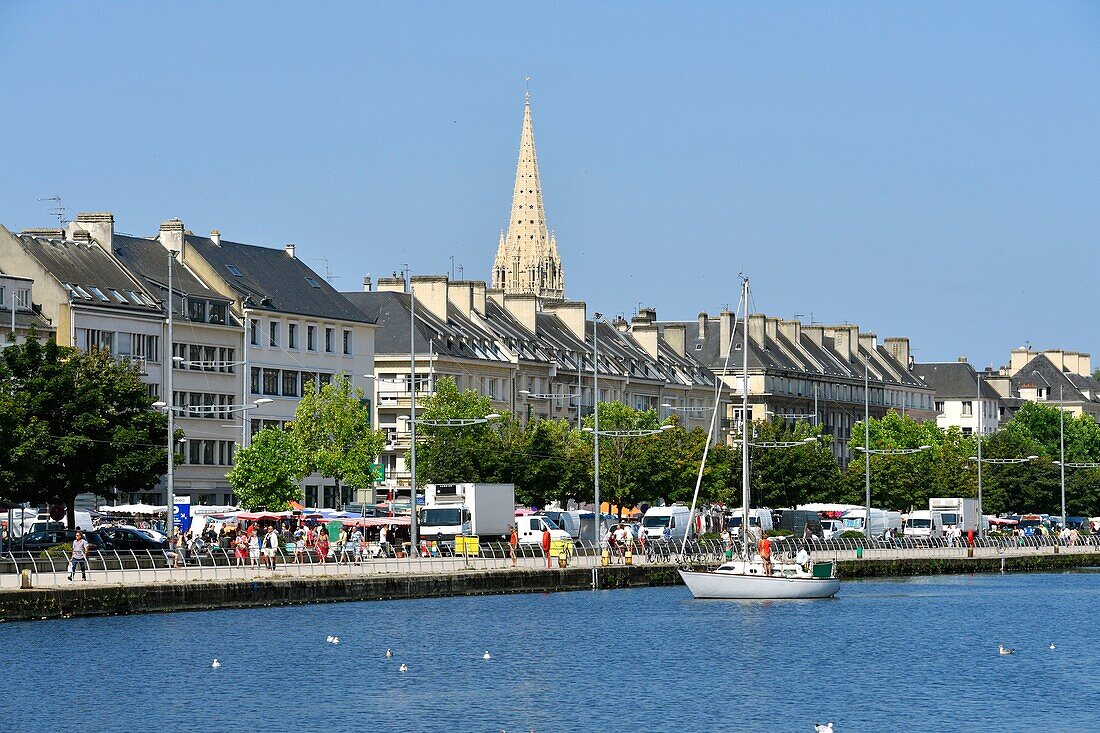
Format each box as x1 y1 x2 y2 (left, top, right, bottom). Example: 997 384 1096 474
724 548 733 560
855 546 863 559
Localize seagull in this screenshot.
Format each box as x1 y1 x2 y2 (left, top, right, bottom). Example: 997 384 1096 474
483 651 491 660
999 644 1015 655
386 648 394 658
331 636 340 645
1049 643 1056 650
399 663 408 673
814 723 833 733
326 636 334 643
211 659 221 668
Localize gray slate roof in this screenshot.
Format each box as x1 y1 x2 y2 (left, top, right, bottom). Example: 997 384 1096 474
184 234 370 323
912 362 1001 400
1011 355 1095 404
112 234 233 322
17 234 161 315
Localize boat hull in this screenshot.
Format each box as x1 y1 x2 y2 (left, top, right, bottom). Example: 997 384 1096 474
678 568 841 600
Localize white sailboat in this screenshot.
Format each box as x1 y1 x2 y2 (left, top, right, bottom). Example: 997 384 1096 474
679 276 841 600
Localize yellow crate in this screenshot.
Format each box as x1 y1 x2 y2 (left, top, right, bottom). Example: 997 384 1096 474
550 538 573 556
455 535 480 555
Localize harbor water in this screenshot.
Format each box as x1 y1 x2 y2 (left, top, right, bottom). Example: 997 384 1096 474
3 571 1098 732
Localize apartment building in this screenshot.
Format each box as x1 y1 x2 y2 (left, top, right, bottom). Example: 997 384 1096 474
0 270 55 346
984 347 1100 423
912 359 1000 435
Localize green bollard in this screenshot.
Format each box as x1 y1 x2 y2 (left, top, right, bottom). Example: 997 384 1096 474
855 546 863 559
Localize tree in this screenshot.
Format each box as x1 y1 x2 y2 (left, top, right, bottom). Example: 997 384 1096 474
583 402 666 515
725 419 842 508
290 375 387 500
227 428 304 510
410 376 499 483
0 331 169 527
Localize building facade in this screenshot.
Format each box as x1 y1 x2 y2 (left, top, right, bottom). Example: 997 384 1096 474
912 359 1000 435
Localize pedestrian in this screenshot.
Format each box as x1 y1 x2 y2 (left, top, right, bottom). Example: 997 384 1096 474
68 531 91 581
263 525 280 570
379 524 389 557
234 533 247 567
509 525 518 567
803 523 813 546
757 532 772 575
248 531 260 568
293 527 305 564
796 544 811 571
541 525 552 569
316 525 330 564
350 527 364 563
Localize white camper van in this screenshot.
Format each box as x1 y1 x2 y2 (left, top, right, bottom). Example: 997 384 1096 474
839 508 902 538
905 510 943 540
641 506 692 541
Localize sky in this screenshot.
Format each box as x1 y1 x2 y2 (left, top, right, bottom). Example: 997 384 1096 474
1 1 1098 371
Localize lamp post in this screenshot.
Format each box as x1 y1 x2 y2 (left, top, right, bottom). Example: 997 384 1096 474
165 250 175 537
519 389 578 425
592 312 602 547
1031 371 1066 527
852 441 933 538
864 358 870 538
406 265 419 547
583 423 673 529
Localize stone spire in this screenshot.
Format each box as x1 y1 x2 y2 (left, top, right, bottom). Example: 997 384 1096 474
492 90 564 300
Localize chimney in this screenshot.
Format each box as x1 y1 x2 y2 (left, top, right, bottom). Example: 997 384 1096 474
858 332 877 355
470 281 487 315
804 324 824 347
632 322 659 360
779 319 802 344
447 280 474 316
21 228 64 238
698 312 708 339
71 229 92 243
1074 352 1091 377
720 311 737 357
544 300 586 341
1009 346 1036 376
1043 349 1067 373
828 326 853 363
747 313 765 348
362 275 372 292
633 307 656 324
285 243 296 259
410 274 449 321
957 356 968 363
663 324 686 357
765 317 779 343
159 218 185 257
884 337 910 370
502 293 537 333
210 230 221 246
487 287 505 307
73 212 114 252
376 276 407 293
613 315 629 333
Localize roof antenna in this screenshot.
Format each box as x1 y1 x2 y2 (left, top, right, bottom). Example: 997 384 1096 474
316 257 340 284
38 196 65 226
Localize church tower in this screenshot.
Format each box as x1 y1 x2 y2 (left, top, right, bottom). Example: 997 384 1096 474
492 90 565 301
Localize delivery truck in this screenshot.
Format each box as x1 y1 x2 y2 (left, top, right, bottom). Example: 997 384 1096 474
418 483 515 543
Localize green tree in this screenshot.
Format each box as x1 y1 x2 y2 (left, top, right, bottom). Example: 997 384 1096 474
226 428 304 510
290 375 387 499
0 332 169 527
410 376 499 483
583 402 666 515
726 419 842 508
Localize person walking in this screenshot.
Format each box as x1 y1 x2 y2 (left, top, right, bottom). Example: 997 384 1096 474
248 531 260 568
316 525 330 564
540 525 552 569
234 533 247 567
68 531 90 581
509 525 518 567
757 533 772 575
379 525 389 557
263 526 280 570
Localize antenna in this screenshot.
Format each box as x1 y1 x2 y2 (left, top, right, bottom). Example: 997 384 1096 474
316 257 340 283
457 264 464 280
38 196 65 226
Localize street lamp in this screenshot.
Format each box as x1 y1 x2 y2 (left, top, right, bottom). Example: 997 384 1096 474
583 423 672 528
592 311 603 547
748 437 817 449
852 443 933 538
519 389 578 424
1032 371 1066 527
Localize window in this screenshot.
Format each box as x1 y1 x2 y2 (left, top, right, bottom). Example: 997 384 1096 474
88 286 109 302
282 370 299 397
342 329 352 355
961 401 973 416
188 298 205 322
0 286 5 305
108 289 127 304
307 326 317 351
250 319 259 346
288 323 298 349
263 369 280 395
226 264 242 277
935 401 944 414
208 302 227 325
269 321 279 347
305 277 321 288
325 327 334 353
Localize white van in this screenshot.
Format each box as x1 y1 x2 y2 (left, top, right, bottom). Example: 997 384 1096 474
641 506 692 541
905 510 943 540
819 519 845 540
839 508 902 538
29 511 94 533
727 508 774 539
514 514 571 545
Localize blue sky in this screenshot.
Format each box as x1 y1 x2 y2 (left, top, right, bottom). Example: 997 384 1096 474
2 1 1098 370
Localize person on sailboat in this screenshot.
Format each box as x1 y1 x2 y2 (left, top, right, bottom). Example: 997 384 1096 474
796 545 811 572
757 533 772 575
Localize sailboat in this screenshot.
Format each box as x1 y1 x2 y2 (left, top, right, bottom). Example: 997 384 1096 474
678 277 841 600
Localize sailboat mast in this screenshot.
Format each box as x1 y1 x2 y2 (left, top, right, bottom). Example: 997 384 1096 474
741 278 751 549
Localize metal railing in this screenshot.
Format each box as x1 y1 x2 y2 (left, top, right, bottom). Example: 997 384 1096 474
0 534 1096 589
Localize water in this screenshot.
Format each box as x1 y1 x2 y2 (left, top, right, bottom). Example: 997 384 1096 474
3 572 1099 732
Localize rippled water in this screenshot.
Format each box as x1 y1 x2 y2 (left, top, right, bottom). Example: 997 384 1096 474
3 572 1099 732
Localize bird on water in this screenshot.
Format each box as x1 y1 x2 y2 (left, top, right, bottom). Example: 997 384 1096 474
999 644 1015 655
211 659 221 668
814 723 834 732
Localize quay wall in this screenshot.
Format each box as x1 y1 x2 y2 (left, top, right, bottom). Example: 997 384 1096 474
1 553 1096 622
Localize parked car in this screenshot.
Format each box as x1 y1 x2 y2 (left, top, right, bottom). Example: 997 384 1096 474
819 519 845 540
14 529 111 556
99 526 168 552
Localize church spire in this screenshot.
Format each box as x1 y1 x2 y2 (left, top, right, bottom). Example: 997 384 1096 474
491 86 564 300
